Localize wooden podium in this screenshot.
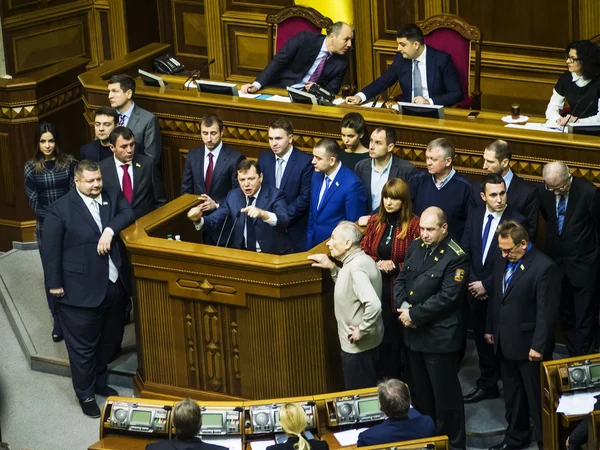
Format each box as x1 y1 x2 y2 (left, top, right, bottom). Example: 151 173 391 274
121 194 343 401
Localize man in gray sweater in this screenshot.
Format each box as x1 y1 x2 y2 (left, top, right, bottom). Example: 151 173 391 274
309 221 383 389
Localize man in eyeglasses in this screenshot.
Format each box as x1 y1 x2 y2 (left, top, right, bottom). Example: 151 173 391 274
484 220 559 450
539 161 600 357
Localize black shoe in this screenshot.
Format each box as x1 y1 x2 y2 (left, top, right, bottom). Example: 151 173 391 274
95 385 119 397
51 314 63 343
79 397 101 418
464 386 500 403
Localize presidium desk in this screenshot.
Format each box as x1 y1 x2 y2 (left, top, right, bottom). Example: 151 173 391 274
79 43 600 204
121 193 342 401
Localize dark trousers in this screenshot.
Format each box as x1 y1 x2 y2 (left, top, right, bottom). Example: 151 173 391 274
560 274 598 356
498 345 542 448
340 346 380 390
378 286 403 380
408 350 465 450
57 279 127 400
37 222 58 318
468 293 499 390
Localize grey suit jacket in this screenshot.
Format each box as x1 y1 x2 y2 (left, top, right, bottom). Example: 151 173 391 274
126 104 161 164
354 155 418 212
99 154 166 220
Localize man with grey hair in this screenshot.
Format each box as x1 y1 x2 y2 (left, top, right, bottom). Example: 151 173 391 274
409 137 472 242
394 206 469 450
357 379 435 446
308 221 383 389
539 160 600 356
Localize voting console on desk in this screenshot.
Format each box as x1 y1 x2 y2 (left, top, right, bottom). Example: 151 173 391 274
558 357 600 392
244 396 318 437
313 388 384 427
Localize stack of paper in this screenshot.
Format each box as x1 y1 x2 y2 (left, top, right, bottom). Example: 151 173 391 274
556 391 599 415
333 428 369 446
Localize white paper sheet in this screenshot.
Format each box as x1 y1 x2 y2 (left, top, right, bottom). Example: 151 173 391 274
504 123 565 133
333 428 369 446
265 95 292 103
201 437 243 450
557 391 599 415
239 92 260 98
249 439 276 450
333 97 346 105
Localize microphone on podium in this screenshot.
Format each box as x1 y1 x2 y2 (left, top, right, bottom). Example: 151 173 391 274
224 211 241 249
216 214 229 247
183 58 216 90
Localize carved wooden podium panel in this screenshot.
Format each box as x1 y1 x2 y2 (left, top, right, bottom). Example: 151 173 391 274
122 194 343 400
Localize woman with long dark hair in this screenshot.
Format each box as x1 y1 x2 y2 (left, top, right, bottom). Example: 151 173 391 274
361 178 420 379
339 112 370 170
546 40 600 125
24 122 76 342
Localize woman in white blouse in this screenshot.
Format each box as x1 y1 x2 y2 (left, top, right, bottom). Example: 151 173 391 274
545 40 600 126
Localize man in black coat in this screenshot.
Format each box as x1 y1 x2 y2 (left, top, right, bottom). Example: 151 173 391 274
485 220 560 450
99 126 166 220
461 174 526 404
41 160 135 418
240 22 353 95
472 140 539 241
181 113 245 245
539 161 600 356
80 106 119 162
394 206 469 450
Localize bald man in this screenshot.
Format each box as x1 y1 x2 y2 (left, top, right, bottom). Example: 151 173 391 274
394 207 469 450
539 161 600 356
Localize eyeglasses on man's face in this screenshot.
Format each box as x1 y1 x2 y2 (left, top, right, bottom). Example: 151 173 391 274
499 243 520 256
544 180 570 193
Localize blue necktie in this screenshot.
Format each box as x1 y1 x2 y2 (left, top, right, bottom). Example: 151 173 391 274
557 195 566 235
481 214 494 263
245 196 256 251
503 262 516 294
318 177 331 210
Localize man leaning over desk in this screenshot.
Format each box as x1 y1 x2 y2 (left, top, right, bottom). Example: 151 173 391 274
241 22 353 95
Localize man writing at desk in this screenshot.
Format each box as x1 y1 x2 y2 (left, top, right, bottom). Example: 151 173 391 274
240 22 353 95
187 160 292 255
346 24 462 106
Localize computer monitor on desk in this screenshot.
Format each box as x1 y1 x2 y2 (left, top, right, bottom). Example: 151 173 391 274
197 80 239 97
396 101 445 119
567 123 600 136
286 87 318 105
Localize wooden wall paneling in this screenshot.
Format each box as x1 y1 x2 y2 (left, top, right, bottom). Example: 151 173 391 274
224 21 269 80
107 0 128 58
125 0 159 53
97 8 112 61
171 0 209 70
204 0 226 80
352 0 376 90
223 0 293 15
374 0 418 43
579 0 600 39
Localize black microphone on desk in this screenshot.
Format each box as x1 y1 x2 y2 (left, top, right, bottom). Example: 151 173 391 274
182 58 216 90
224 211 241 249
215 214 229 247
370 92 381 107
561 99 595 132
380 80 400 108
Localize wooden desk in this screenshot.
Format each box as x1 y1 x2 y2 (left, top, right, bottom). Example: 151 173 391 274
79 44 600 203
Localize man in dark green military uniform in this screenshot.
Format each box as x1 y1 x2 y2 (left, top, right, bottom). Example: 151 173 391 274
394 206 469 450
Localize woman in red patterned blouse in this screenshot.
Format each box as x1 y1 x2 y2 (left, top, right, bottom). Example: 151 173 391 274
361 178 420 379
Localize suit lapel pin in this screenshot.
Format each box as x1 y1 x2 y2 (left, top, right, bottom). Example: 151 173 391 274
103 201 108 206
335 181 339 187
135 163 141 168
520 264 525 270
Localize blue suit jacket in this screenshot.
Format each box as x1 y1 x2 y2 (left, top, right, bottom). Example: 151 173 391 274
356 409 435 447
181 144 245 204
306 165 367 250
256 32 348 94
461 205 526 293
361 45 463 106
41 188 135 308
258 147 313 252
146 438 227 450
203 185 292 255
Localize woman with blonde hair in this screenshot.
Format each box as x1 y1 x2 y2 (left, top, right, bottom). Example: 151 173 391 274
361 178 420 380
266 403 328 450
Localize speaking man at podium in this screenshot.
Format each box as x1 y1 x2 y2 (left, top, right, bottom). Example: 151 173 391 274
240 22 353 95
346 24 462 106
187 159 292 255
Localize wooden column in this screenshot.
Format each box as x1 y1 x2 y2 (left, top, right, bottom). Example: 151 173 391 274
204 0 226 81
108 0 129 58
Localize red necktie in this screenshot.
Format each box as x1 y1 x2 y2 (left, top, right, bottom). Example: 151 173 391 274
120 164 133 203
205 152 214 192
309 52 330 83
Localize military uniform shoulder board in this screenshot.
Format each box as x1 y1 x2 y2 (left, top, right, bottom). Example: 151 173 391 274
447 239 465 256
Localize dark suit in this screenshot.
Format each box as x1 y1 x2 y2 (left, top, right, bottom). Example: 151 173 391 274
361 46 462 106
461 205 526 392
472 172 539 242
354 155 418 213
259 147 313 252
394 235 469 450
126 104 161 164
146 438 228 450
99 154 166 220
266 436 329 450
306 166 367 250
485 247 560 448
181 144 245 245
80 140 113 162
41 188 135 400
202 185 292 255
256 32 348 94
357 409 435 447
539 176 600 356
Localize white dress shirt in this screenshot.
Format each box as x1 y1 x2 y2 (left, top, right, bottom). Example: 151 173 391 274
412 45 431 103
204 141 223 179
318 162 343 208
545 72 600 124
370 156 393 211
481 208 504 264
274 146 293 185
114 156 133 192
503 169 514 191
